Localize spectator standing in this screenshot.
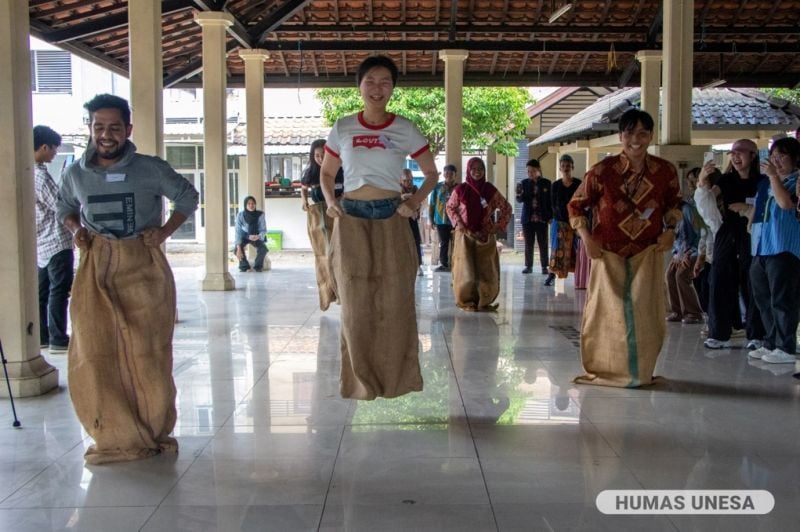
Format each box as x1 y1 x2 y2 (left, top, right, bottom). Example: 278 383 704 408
516 158 552 274
546 154 582 286
429 164 457 271
402 168 424 275
33 125 74 353
698 139 766 350
747 137 800 364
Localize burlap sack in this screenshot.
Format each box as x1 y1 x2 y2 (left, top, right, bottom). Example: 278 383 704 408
574 245 667 387
451 229 500 311
306 202 338 310
329 213 423 400
69 235 178 464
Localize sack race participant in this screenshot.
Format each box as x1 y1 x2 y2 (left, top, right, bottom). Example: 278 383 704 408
320 56 438 400
568 109 682 388
446 157 512 311
57 94 199 463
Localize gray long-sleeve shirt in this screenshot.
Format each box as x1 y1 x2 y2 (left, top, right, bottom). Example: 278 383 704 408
57 141 199 239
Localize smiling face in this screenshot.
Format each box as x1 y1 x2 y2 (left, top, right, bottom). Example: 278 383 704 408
770 148 796 177
729 148 756 176
359 66 394 113
469 161 486 180
90 107 132 165
619 121 653 162
526 165 541 179
313 146 324 167
246 198 256 211
443 168 456 184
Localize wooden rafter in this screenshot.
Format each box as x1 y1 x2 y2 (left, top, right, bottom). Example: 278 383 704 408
548 52 560 75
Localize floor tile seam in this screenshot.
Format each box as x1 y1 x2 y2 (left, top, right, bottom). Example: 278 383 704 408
137 436 213 531
439 324 500 532
316 424 346 532
0 458 57 507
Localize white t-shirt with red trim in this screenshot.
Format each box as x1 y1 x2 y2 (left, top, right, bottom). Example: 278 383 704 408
325 112 429 193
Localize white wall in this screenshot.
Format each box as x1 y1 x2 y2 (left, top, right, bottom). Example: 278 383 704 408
262 197 310 249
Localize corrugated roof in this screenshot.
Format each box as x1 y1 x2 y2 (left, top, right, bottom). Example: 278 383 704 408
531 87 800 145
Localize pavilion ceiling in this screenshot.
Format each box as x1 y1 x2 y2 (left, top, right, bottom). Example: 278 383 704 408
28 0 800 89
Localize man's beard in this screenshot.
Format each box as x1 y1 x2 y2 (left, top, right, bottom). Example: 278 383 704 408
93 140 125 161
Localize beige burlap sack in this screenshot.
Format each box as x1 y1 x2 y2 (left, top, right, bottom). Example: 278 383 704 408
451 229 500 311
306 203 338 310
574 245 667 388
69 235 178 464
329 213 423 400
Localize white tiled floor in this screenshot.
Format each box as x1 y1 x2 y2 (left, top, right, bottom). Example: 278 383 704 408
1 252 798 531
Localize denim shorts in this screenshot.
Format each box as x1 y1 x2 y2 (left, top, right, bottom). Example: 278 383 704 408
341 197 401 220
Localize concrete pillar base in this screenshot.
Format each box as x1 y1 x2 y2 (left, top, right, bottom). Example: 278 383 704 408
201 273 236 291
1 355 59 398
650 144 708 171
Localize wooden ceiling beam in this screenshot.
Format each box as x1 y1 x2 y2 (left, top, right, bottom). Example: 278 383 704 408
251 0 313 44
163 40 239 87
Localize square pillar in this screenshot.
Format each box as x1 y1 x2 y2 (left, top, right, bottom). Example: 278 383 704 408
196 12 236 291
439 49 469 179
129 0 164 157
0 0 58 397
662 0 694 145
637 50 662 145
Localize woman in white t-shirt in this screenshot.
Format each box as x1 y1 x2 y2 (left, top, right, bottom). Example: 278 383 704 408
320 55 438 400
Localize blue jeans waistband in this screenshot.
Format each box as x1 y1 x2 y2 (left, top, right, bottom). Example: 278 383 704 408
341 197 401 220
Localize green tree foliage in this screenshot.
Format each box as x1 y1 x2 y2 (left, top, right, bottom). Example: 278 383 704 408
316 87 532 157
763 88 800 106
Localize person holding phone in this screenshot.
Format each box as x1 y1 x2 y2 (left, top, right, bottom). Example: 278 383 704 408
697 139 766 351
747 137 800 364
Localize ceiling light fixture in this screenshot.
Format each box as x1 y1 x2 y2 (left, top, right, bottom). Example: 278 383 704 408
548 2 574 23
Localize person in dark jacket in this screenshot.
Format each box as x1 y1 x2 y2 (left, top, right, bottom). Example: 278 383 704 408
516 158 552 274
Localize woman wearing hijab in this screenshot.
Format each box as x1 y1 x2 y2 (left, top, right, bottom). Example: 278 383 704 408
301 138 343 310
446 157 512 311
234 195 267 272
319 55 439 400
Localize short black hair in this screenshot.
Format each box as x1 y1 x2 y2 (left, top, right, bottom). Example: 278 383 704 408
356 55 399 87
84 93 131 125
618 108 654 133
526 158 541 169
443 164 457 172
33 125 61 150
770 136 800 168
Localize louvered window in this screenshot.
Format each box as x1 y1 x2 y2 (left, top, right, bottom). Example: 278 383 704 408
31 50 72 94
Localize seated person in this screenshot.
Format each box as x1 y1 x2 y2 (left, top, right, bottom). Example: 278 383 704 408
234 195 267 272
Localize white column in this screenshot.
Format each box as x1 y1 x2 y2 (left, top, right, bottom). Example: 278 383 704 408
661 0 693 145
238 50 269 212
128 0 163 157
0 0 58 397
637 50 662 145
196 12 235 291
239 50 272 270
439 49 469 179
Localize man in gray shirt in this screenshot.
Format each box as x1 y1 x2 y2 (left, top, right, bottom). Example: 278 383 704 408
57 94 199 464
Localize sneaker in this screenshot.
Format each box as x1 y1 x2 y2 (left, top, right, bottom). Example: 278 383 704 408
522 267 532 274
434 265 450 272
730 328 746 339
543 273 556 286
666 312 682 322
762 349 797 364
418 267 424 276
704 338 731 350
682 315 703 324
746 339 763 350
748 346 772 359
49 344 68 354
